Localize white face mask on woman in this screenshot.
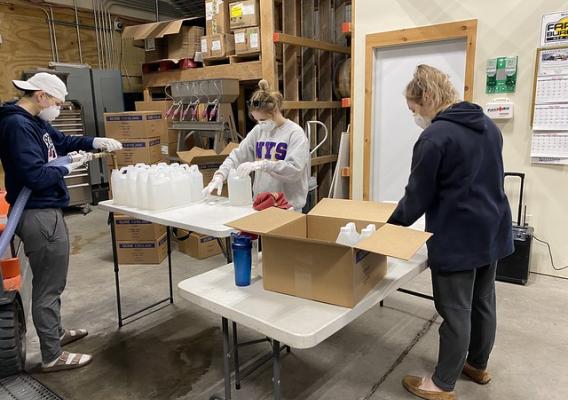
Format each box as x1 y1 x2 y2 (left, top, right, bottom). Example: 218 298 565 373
258 119 276 133
38 105 61 122
413 113 431 130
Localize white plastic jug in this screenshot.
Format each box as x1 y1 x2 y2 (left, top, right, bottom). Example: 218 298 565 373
136 169 150 209
336 222 360 246
171 166 191 206
188 165 204 202
148 169 173 210
111 167 128 205
126 166 140 208
359 224 377 241
228 169 252 206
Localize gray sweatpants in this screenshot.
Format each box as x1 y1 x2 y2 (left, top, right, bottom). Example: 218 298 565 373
16 208 68 364
431 262 497 391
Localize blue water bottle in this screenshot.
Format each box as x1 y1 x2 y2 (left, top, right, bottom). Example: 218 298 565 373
232 233 252 287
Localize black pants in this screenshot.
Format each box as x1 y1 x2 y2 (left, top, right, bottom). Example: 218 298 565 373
431 262 497 391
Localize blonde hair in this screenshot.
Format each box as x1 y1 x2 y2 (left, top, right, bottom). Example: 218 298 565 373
248 79 283 114
405 65 460 113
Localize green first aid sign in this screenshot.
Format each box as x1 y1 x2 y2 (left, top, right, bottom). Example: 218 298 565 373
486 56 518 94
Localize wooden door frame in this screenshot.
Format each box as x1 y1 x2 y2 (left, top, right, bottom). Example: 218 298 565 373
362 19 478 201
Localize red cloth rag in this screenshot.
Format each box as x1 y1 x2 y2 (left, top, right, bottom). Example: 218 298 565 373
253 192 291 211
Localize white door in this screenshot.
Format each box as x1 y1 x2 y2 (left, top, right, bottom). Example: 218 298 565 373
371 38 467 202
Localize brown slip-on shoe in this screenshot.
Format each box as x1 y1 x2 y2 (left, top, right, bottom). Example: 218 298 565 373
402 376 456 400
462 363 491 385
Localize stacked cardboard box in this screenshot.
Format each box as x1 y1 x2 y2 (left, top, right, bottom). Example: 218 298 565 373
206 0 230 34
103 111 163 169
176 229 222 259
202 33 235 59
233 26 260 55
114 215 168 265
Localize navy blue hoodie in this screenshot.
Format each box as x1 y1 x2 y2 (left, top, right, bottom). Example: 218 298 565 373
0 103 94 209
388 102 514 272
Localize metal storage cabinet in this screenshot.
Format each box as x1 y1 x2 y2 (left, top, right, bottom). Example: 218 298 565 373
51 102 92 211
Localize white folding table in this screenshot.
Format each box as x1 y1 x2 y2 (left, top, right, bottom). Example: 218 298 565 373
98 198 255 326
177 245 429 400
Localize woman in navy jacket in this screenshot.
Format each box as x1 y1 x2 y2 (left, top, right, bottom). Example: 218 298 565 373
389 65 514 400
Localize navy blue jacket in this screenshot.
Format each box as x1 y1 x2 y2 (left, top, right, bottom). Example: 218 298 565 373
0 103 94 209
388 102 514 272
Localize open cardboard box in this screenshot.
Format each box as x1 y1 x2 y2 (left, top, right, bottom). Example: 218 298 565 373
228 198 431 308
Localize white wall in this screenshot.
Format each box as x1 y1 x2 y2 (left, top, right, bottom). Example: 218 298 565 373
352 0 568 278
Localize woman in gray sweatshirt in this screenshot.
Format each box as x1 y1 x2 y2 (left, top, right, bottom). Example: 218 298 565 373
204 80 310 210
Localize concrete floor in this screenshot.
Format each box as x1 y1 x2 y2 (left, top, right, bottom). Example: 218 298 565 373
19 207 568 400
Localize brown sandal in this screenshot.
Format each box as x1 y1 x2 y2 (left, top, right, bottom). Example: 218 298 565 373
60 329 88 346
41 351 92 372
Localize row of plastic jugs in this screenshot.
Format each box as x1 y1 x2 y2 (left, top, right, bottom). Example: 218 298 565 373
111 163 204 210
336 223 377 247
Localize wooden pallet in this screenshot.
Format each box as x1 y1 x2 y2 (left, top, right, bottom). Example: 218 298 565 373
203 57 232 67
230 53 262 64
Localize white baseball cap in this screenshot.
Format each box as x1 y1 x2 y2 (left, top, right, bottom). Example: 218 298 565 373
12 72 68 101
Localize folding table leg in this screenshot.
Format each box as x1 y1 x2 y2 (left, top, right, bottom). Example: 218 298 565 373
225 237 232 263
167 227 174 304
232 322 241 390
210 317 232 400
272 339 282 400
109 212 123 327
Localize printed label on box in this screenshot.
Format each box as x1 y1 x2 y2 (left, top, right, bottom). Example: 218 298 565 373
355 250 370 264
201 38 208 52
242 4 254 15
123 142 148 149
116 219 151 225
205 2 214 20
145 38 156 51
235 32 246 44
200 236 216 243
106 115 144 122
250 33 259 49
211 40 221 51
230 3 243 18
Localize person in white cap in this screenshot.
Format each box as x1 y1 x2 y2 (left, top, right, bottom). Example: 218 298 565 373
0 72 122 372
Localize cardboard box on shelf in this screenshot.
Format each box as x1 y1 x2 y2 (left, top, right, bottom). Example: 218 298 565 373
206 0 230 34
104 112 164 140
203 34 235 59
233 26 260 55
114 215 167 241
108 137 162 167
228 199 431 308
177 143 239 197
176 230 222 259
167 26 204 60
122 17 204 63
229 0 259 29
116 233 168 265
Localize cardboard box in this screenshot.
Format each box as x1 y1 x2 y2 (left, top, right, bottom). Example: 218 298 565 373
168 26 204 60
122 18 203 62
234 26 260 55
206 0 230 34
228 199 431 308
104 111 164 140
177 143 239 197
114 215 167 241
135 101 174 156
203 34 235 59
176 230 222 259
117 233 168 265
229 0 259 29
109 137 162 167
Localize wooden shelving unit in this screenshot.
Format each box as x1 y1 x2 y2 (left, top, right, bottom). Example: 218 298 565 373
140 0 351 200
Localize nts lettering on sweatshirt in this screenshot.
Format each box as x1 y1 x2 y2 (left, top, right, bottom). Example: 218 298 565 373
256 141 288 160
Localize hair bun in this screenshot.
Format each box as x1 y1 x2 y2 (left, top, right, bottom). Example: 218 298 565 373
258 79 270 91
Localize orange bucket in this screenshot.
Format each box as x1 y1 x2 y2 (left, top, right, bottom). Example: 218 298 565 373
0 190 8 231
1 258 20 279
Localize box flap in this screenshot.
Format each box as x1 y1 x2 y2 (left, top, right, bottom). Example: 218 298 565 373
309 198 396 224
353 224 431 260
227 207 305 235
177 142 238 164
123 17 202 41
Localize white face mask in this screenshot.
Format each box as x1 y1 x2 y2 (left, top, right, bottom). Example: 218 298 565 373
258 119 276 133
38 105 61 122
413 113 431 129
